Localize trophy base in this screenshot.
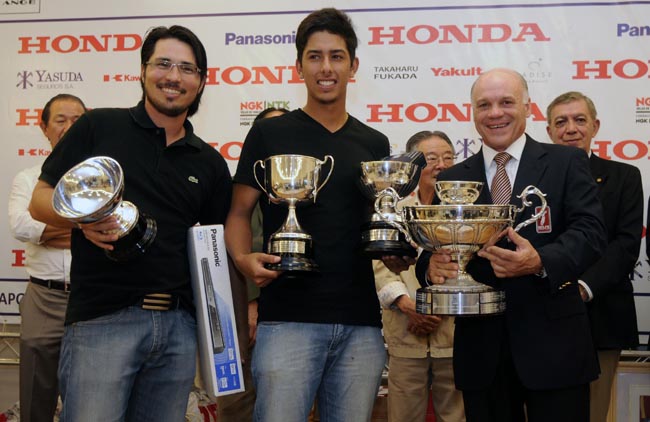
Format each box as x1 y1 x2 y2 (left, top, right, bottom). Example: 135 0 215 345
361 221 417 259
265 255 320 273
362 240 418 259
105 214 157 262
416 284 505 316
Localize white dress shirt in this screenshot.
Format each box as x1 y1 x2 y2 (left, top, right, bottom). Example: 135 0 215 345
8 164 71 282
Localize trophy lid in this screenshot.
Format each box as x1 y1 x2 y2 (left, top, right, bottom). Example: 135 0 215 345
52 156 125 223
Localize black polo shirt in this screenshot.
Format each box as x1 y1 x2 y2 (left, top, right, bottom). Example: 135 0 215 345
40 101 232 324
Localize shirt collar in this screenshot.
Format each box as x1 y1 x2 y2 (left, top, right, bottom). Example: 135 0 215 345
128 101 202 150
482 132 527 168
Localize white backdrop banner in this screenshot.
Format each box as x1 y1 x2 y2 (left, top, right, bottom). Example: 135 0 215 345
1 1 649 342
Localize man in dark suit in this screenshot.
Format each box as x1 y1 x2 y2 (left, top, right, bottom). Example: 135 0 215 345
416 68 607 422
546 91 641 422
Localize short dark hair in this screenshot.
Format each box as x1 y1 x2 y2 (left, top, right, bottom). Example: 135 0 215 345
546 91 598 124
41 94 87 126
296 8 358 64
405 130 455 154
254 107 290 121
140 25 207 117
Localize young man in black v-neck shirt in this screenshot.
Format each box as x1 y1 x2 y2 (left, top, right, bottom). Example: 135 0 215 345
225 8 389 422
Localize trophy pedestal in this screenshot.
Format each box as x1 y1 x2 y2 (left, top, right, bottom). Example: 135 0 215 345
265 231 319 272
416 283 505 316
106 213 157 262
361 221 417 259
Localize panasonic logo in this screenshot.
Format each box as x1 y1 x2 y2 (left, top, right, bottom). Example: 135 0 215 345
225 31 296 46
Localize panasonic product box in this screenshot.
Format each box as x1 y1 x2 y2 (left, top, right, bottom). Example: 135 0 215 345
188 224 244 397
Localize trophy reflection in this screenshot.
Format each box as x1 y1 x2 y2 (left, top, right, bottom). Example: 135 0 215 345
254 154 334 272
52 156 157 262
399 181 547 316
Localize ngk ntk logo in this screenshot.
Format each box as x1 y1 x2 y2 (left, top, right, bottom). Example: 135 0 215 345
103 74 140 83
18 33 141 54
617 23 650 37
431 66 482 77
240 100 291 126
368 23 550 45
635 97 650 124
16 69 83 90
573 59 650 79
374 65 418 80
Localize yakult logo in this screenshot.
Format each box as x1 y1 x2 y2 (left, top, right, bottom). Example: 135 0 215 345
368 23 550 45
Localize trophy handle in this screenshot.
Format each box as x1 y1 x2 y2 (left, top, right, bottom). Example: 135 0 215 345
314 155 335 200
253 159 268 196
513 185 548 232
375 187 415 245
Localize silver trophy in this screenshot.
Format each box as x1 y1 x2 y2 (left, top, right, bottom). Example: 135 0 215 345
52 156 157 261
358 159 422 258
386 181 547 316
254 154 334 272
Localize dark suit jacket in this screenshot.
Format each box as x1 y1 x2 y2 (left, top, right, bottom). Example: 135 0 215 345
416 135 607 391
583 154 641 349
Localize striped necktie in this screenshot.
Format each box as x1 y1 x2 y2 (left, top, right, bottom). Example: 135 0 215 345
491 152 512 204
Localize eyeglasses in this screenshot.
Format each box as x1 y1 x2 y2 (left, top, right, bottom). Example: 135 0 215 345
425 154 454 165
146 59 201 76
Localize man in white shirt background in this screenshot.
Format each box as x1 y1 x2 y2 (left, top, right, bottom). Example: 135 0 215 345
7 93 86 422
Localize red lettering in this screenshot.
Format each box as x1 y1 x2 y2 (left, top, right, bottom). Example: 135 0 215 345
477 24 511 42
591 140 612 160
613 59 649 79
512 23 551 42
636 97 650 106
612 140 648 160
406 25 439 44
17 36 49 54
366 104 404 123
572 60 612 79
15 109 42 126
368 26 406 45
368 23 549 45
11 250 26 267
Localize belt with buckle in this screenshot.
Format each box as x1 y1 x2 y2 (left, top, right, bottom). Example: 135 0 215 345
140 293 182 311
30 276 70 292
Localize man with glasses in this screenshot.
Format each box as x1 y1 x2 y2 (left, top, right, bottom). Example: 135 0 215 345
29 25 232 422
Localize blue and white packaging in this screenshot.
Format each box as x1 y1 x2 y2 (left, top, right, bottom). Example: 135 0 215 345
188 224 244 397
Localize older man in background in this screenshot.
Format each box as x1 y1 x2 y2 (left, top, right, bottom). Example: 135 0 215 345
547 91 641 422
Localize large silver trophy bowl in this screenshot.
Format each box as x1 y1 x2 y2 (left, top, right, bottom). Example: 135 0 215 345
358 160 421 259
387 181 547 316
52 156 157 261
254 154 334 272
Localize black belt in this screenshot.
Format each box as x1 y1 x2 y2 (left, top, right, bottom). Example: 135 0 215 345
30 276 70 292
140 293 183 311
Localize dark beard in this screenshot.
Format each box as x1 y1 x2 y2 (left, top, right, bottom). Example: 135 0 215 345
145 91 188 117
